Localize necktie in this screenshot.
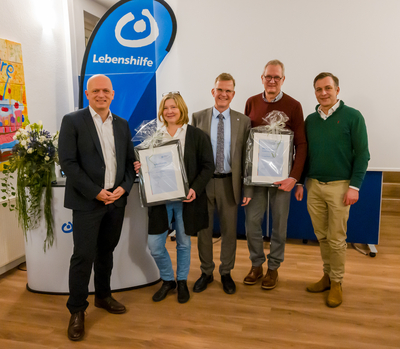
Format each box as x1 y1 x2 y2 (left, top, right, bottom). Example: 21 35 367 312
216 114 224 173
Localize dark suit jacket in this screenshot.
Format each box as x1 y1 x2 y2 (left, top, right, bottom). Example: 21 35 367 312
148 125 214 236
192 108 251 205
58 107 136 211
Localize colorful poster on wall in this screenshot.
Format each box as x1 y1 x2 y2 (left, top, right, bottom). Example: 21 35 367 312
0 38 30 171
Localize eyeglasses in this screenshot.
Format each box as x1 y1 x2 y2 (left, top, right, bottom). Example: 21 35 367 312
215 88 234 94
263 75 283 82
162 91 180 97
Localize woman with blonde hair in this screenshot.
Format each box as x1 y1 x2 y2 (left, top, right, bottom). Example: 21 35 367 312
147 92 214 303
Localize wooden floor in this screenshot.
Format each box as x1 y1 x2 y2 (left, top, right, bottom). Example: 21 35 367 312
1 214 399 349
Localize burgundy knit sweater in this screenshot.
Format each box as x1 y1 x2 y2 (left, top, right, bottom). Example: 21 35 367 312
244 92 307 181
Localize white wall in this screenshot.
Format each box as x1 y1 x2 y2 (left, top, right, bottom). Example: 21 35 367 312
72 0 109 65
0 0 74 269
156 0 400 171
0 0 72 133
0 198 25 274
2 0 398 171
67 0 109 108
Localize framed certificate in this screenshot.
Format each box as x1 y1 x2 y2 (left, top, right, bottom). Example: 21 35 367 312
244 130 293 186
135 140 189 206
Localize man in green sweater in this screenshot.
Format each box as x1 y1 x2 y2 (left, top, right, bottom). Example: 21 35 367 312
295 72 369 307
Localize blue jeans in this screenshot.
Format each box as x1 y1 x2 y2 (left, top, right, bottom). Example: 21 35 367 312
147 202 191 281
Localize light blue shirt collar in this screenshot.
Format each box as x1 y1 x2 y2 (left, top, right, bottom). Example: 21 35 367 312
212 106 230 119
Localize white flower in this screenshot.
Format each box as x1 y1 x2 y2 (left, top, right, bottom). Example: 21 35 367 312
53 140 58 147
27 148 33 154
38 121 43 126
21 140 27 146
44 156 50 161
39 136 46 143
25 125 31 132
16 131 20 136
13 135 17 140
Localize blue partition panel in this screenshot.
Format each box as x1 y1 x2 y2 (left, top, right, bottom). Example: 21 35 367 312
347 171 382 244
287 171 382 244
215 171 382 245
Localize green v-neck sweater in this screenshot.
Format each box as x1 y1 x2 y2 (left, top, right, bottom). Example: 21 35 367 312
305 100 370 188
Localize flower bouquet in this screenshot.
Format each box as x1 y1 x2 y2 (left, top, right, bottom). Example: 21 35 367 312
1 121 59 251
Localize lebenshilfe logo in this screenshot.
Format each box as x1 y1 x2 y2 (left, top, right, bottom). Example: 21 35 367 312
115 10 159 47
62 221 73 234
80 0 177 133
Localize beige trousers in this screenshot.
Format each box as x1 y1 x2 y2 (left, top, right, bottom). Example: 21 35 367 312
306 179 351 282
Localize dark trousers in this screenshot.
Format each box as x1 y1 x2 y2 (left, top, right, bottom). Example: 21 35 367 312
66 203 125 314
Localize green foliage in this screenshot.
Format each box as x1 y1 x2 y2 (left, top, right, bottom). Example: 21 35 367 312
0 122 59 252
1 165 16 210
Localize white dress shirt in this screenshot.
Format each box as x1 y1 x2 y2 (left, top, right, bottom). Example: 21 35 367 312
89 105 117 189
160 123 188 153
318 99 341 120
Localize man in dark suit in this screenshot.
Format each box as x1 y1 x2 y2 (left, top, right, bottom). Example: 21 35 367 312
192 73 251 294
59 74 136 341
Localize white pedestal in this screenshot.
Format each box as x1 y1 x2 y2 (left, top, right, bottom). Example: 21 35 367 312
24 182 159 294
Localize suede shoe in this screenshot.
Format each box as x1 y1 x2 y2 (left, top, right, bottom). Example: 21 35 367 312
306 273 331 293
193 273 214 293
95 296 126 314
261 269 278 290
67 310 84 341
152 280 177 302
221 273 236 294
177 280 190 303
243 266 263 285
327 281 343 307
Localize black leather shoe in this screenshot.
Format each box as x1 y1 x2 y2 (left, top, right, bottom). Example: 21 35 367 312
177 280 190 303
221 273 236 294
67 311 85 341
95 296 126 314
193 273 214 293
152 280 177 302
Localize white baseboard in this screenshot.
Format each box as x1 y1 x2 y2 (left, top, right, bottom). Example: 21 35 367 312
0 255 26 276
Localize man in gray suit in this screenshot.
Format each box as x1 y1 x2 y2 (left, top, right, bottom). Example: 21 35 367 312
192 73 251 294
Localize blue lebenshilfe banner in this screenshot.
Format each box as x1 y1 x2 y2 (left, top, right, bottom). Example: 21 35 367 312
79 0 177 133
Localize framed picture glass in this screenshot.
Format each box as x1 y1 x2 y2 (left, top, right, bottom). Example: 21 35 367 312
135 140 189 206
244 129 293 186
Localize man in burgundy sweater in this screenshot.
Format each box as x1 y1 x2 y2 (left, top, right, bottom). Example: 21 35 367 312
243 60 307 290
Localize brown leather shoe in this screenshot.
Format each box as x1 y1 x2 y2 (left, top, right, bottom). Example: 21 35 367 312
306 273 331 293
243 266 263 285
261 269 278 290
95 296 126 314
327 281 342 307
67 311 84 341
